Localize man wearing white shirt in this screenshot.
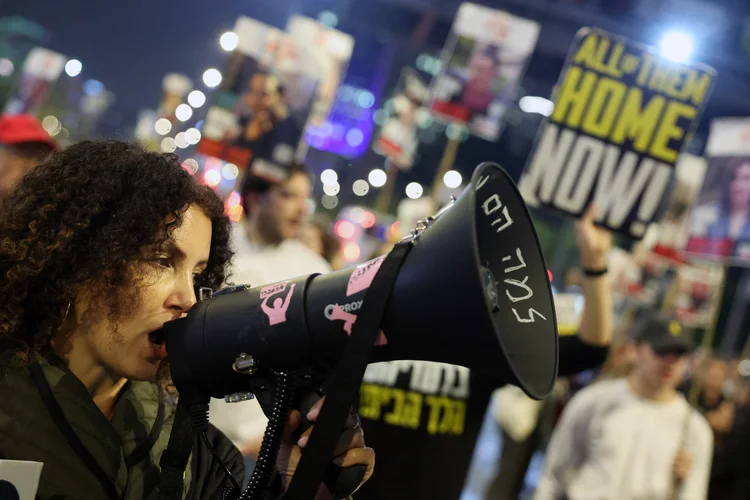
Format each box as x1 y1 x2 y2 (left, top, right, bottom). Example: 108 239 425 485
535 316 713 500
209 163 332 473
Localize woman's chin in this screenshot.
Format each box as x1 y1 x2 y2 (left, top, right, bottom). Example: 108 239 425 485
126 361 161 382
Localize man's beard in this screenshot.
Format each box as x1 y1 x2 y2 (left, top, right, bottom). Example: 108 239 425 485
257 209 285 246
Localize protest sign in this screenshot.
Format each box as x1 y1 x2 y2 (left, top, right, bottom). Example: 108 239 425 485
672 264 723 327
3 47 65 116
158 73 192 124
686 118 750 263
286 15 354 131
519 28 716 240
428 2 540 141
198 17 320 179
373 67 431 171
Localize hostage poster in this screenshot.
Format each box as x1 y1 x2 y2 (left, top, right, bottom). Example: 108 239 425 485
640 153 707 260
518 28 716 240
671 263 723 328
158 73 192 124
686 118 750 263
286 16 354 132
198 16 321 180
372 67 432 171
4 47 65 116
428 2 540 141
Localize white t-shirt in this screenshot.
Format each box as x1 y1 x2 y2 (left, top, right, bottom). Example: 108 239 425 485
226 223 332 288
534 379 713 500
209 223 333 448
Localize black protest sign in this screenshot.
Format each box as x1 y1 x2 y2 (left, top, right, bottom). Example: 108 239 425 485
518 28 716 239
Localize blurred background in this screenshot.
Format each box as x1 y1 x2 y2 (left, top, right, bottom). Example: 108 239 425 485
4 1 750 497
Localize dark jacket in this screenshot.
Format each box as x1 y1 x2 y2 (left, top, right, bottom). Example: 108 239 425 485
0 350 244 499
708 404 750 500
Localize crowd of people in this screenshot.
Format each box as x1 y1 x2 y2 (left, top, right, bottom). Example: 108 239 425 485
0 112 748 500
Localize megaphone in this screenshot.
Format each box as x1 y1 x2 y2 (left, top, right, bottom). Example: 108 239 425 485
164 161 558 401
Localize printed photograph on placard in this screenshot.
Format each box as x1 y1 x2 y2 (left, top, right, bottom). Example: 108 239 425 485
609 247 671 307
372 68 433 172
428 2 540 141
158 73 192 124
686 155 750 260
517 28 717 241
3 47 65 115
198 17 320 177
286 16 354 130
640 153 708 261
672 264 723 328
655 155 708 249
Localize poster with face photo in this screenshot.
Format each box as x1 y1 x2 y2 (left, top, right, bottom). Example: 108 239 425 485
159 73 192 123
286 16 354 131
672 264 723 327
198 17 321 180
372 68 432 172
3 47 65 115
428 2 540 141
686 118 750 263
609 247 672 307
640 154 708 260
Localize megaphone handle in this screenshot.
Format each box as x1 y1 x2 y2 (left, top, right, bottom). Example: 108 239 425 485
295 391 367 499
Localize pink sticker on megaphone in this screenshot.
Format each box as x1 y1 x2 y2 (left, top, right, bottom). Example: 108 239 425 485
260 281 287 300
329 304 388 345
260 282 294 326
346 256 384 296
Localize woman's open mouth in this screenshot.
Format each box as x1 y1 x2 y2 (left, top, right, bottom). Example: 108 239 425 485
148 329 168 361
149 329 165 347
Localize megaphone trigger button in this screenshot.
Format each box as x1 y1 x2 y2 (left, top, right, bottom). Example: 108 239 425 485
348 410 362 433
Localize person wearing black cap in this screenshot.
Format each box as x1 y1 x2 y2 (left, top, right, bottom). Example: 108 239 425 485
0 113 58 200
535 315 713 500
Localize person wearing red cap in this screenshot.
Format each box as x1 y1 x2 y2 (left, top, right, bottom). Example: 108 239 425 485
0 113 58 200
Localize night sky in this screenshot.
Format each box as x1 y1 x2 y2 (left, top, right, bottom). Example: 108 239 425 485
1 0 544 183
4 0 299 115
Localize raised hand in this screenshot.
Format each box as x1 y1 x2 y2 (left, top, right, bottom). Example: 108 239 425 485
575 202 613 269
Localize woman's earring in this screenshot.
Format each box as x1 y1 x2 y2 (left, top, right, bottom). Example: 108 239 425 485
63 302 71 322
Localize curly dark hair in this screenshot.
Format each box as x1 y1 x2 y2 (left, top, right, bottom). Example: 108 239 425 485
0 140 233 366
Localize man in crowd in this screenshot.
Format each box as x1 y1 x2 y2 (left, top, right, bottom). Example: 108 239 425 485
209 162 331 475
694 356 734 437
228 162 330 286
535 316 713 500
354 204 615 500
0 113 57 200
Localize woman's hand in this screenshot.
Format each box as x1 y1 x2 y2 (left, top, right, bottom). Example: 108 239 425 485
276 396 375 499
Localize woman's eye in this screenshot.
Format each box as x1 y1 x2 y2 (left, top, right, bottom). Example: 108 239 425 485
153 255 172 268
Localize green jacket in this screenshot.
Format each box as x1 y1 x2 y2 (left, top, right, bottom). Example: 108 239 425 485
0 350 245 499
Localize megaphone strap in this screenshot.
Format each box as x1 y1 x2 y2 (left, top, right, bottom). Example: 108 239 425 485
281 242 413 500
